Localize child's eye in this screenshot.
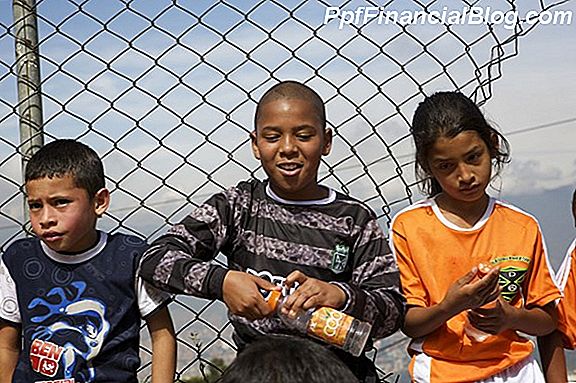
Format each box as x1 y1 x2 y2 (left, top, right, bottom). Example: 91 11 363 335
28 202 42 210
297 134 313 141
436 162 454 172
54 199 71 206
467 152 482 163
263 134 280 142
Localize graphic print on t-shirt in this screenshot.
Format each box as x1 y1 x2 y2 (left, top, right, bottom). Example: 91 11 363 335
27 280 110 382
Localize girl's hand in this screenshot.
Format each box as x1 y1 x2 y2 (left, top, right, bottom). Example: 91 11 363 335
282 270 346 317
441 267 501 316
468 297 516 335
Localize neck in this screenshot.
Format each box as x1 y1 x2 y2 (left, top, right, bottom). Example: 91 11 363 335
436 193 489 228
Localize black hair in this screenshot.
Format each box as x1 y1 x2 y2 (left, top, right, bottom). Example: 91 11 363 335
217 336 359 383
25 139 105 198
411 91 510 196
255 80 326 130
572 187 576 226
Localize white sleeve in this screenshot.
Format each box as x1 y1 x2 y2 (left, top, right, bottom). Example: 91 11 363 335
136 275 171 318
0 259 20 323
556 238 576 293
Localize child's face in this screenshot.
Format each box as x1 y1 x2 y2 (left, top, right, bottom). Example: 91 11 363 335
427 130 492 205
252 98 332 200
26 174 109 253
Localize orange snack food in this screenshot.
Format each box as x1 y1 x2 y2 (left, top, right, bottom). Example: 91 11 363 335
477 262 492 277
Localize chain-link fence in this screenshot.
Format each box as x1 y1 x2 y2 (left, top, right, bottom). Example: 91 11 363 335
0 0 569 381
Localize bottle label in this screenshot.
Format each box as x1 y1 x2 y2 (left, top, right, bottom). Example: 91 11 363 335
307 307 353 347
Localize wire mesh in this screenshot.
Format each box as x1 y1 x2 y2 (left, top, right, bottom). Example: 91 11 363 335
0 0 568 381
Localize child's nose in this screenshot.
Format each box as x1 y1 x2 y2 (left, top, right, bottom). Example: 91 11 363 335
280 136 297 154
457 163 474 182
39 207 57 227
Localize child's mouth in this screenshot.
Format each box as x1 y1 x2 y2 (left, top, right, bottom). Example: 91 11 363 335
277 163 302 176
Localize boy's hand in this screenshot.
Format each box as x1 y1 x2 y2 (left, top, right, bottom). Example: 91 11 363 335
441 267 501 317
468 297 515 335
282 271 346 317
222 271 278 320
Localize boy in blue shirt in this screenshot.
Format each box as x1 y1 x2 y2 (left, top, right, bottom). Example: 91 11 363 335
0 139 176 382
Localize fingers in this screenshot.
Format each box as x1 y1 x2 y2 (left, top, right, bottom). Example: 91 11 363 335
285 270 308 288
253 275 281 292
457 267 478 286
222 271 276 320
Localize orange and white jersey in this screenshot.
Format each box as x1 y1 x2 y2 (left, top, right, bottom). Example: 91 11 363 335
390 197 561 383
555 238 576 349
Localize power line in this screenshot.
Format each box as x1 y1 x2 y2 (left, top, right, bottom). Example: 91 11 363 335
506 117 576 136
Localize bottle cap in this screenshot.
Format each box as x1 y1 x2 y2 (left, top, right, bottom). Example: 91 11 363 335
477 263 492 277
266 290 282 310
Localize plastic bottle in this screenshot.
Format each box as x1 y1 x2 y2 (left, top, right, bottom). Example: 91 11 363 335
266 290 372 356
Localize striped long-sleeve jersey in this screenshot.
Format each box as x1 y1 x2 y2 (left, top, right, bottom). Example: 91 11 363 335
139 179 404 347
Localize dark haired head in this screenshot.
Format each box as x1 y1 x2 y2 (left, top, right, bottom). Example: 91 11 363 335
25 139 105 197
572 187 576 226
255 80 326 130
218 336 359 383
411 91 510 196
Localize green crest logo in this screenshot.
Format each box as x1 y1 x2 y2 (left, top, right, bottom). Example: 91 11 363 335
330 244 349 274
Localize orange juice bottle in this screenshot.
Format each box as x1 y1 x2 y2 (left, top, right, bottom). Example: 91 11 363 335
266 290 372 356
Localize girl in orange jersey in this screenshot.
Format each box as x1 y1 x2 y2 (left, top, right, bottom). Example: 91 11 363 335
390 91 561 383
537 188 576 383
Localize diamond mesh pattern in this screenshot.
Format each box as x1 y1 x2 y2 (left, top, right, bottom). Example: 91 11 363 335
0 0 561 381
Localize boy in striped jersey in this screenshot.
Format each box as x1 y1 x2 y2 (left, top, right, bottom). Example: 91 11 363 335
139 80 405 382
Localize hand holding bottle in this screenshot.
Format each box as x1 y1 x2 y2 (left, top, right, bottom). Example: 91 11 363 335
281 270 347 316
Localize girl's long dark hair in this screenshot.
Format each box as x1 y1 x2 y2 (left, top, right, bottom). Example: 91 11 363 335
411 91 510 197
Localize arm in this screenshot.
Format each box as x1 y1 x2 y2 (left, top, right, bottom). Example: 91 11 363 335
403 267 501 338
139 186 276 319
145 306 176 383
389 217 501 339
276 216 404 339
0 321 20 383
469 300 557 337
139 191 234 299
342 219 406 339
329 218 405 339
537 330 567 383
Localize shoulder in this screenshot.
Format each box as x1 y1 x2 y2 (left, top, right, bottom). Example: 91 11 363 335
104 232 148 257
390 198 433 227
2 237 40 260
492 199 541 229
209 179 266 205
331 191 379 222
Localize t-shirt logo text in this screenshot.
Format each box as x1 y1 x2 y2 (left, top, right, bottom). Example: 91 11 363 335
30 339 64 377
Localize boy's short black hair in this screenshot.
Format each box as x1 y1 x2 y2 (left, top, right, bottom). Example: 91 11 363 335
25 139 105 197
254 80 326 129
218 336 359 383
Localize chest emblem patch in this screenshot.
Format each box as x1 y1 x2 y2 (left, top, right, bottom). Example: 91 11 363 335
498 266 527 302
330 244 349 274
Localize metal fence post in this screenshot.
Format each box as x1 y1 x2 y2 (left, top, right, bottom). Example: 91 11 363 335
13 0 43 223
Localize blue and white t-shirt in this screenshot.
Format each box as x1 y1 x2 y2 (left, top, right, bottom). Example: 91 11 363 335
0 232 169 383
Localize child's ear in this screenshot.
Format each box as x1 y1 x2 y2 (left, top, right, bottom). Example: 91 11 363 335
489 132 500 157
250 130 260 160
93 188 110 218
322 128 333 156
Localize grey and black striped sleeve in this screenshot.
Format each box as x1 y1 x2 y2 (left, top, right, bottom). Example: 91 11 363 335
138 190 235 300
335 218 406 340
